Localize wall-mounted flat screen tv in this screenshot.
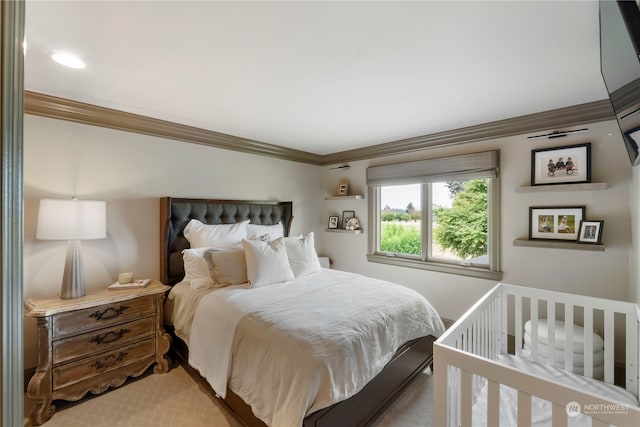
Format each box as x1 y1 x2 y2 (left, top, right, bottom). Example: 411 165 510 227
600 0 640 166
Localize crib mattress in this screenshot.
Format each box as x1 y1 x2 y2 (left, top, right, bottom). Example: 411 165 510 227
472 354 639 427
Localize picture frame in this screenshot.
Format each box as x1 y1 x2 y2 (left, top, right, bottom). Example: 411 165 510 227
530 142 591 186
338 181 349 196
328 216 339 229
342 210 355 229
529 206 585 241
577 220 604 244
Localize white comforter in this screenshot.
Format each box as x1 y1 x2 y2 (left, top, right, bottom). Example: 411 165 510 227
188 268 445 427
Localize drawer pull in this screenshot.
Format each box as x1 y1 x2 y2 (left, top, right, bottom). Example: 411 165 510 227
89 305 129 321
89 328 131 345
91 352 128 370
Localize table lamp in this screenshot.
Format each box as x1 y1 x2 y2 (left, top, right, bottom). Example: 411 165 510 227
36 198 106 299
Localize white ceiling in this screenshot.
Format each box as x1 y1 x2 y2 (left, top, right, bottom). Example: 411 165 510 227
24 1 608 156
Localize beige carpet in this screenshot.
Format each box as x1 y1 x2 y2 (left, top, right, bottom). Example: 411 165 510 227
24 366 434 427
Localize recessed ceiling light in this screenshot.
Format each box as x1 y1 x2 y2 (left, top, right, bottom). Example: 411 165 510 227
49 51 85 69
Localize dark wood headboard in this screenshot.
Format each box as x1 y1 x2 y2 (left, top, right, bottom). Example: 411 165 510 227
159 197 293 285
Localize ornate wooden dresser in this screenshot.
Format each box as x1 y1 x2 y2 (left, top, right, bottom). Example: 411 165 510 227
25 281 171 425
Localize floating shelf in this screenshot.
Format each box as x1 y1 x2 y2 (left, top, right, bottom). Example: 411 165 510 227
325 195 364 200
325 228 363 234
513 238 605 252
516 182 608 193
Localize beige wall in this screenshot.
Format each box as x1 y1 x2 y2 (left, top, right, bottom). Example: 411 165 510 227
316 120 633 321
23 115 323 369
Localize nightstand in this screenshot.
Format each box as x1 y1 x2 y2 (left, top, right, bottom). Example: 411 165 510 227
25 281 171 425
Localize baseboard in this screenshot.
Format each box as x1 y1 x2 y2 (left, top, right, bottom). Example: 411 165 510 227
441 317 455 330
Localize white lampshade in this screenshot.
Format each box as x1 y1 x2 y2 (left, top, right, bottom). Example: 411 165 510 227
36 199 106 241
36 198 107 299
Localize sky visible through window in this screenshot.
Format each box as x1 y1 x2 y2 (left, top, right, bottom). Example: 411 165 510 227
381 183 452 211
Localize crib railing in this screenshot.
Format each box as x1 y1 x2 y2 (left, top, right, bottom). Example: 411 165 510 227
434 283 640 427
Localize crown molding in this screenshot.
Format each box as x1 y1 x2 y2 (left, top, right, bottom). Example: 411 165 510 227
25 91 615 166
321 99 615 164
24 91 324 165
610 78 640 115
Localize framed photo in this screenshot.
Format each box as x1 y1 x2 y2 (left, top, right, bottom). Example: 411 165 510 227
531 142 591 186
342 210 355 229
577 220 604 244
328 216 339 229
529 206 585 241
338 181 349 196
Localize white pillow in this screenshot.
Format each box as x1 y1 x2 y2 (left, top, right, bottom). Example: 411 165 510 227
183 219 249 249
241 238 294 287
283 232 322 277
247 222 284 241
182 248 215 290
210 248 248 286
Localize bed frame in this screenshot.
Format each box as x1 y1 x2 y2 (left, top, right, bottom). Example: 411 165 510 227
434 283 640 427
159 196 436 427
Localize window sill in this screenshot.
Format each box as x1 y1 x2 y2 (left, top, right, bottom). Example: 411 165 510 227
367 254 502 280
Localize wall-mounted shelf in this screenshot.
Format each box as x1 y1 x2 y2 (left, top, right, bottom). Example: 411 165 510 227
513 238 605 252
516 182 608 193
325 195 364 200
325 228 363 234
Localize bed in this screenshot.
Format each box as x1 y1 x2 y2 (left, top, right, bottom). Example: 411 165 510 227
433 283 640 426
159 197 445 427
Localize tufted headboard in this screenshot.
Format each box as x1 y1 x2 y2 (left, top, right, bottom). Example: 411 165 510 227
159 197 293 285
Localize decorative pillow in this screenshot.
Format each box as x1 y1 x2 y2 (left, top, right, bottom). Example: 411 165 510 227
241 238 294 287
247 222 284 241
283 232 322 277
183 219 249 249
209 248 248 286
182 248 215 290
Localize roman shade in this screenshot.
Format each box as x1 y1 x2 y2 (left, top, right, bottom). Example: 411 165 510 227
366 150 499 187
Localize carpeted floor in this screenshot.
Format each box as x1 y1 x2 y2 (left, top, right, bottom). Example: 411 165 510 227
24 365 434 427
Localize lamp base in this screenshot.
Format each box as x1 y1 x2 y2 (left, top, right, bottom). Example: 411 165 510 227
60 240 85 299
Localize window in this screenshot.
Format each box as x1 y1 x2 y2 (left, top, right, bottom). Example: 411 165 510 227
367 151 501 280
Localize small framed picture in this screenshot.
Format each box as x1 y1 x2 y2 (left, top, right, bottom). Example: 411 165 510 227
577 220 604 244
529 206 585 241
342 210 355 228
328 216 339 229
531 143 591 186
338 181 349 196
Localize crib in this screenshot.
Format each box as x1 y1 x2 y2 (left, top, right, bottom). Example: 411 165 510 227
433 283 640 426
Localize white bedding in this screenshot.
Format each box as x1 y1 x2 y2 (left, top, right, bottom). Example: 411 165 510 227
187 268 445 427
472 354 640 427
164 280 211 345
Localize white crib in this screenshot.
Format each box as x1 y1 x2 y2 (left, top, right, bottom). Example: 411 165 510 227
433 283 640 427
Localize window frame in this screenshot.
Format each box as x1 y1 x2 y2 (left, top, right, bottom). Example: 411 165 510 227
366 152 502 280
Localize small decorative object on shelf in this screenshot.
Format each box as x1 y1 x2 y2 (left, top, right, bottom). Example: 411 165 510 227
342 210 355 228
530 143 591 186
338 181 349 196
328 216 339 229
345 217 361 231
577 220 604 244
